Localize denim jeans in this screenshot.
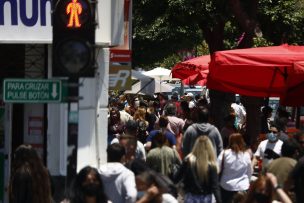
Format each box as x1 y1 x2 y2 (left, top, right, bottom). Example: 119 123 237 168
184 193 212 203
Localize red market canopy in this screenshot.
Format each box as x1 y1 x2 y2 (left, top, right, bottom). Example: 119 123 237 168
171 55 210 86
207 44 304 105
281 61 304 106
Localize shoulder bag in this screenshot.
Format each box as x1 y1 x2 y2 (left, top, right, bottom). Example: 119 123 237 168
218 150 225 181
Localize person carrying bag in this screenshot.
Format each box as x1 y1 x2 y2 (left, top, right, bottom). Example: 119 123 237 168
217 133 252 203
173 136 222 203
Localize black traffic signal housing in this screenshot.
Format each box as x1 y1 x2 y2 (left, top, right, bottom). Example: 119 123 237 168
52 0 96 77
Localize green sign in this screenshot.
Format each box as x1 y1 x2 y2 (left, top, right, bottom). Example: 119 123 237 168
3 79 62 103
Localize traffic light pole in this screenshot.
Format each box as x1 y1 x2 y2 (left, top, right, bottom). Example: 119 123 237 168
66 77 80 187
52 0 96 187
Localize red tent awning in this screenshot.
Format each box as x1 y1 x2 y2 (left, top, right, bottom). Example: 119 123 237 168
171 55 210 86
207 44 304 100
281 61 304 106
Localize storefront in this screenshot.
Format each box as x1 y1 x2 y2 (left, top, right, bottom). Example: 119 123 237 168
0 0 126 202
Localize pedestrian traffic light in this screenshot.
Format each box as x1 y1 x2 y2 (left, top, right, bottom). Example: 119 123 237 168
52 0 96 77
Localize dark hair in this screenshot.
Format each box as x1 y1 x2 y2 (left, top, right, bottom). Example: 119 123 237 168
9 145 52 203
262 106 273 115
127 159 150 176
125 120 138 135
281 138 300 157
68 166 108 203
107 143 126 162
110 107 121 120
136 170 166 194
117 102 125 111
171 95 178 101
154 132 167 146
139 100 148 108
224 113 236 122
274 117 288 131
164 102 176 116
197 106 209 123
137 170 178 198
158 116 169 128
180 100 189 111
196 98 208 107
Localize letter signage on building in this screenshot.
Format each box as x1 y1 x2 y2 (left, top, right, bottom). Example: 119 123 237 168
0 0 125 45
0 0 52 43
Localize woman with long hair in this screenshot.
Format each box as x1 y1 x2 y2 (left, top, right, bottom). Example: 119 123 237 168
9 144 52 203
108 107 125 144
134 107 149 144
173 136 221 203
217 133 252 203
243 173 292 203
63 166 110 203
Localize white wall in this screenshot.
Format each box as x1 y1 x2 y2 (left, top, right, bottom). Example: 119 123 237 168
47 47 109 175
77 48 109 171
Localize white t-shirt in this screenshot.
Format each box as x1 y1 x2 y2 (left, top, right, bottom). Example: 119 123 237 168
218 149 252 191
231 103 246 125
254 139 283 169
111 138 146 161
162 193 178 203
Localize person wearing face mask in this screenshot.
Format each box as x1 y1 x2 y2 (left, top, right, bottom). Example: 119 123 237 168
62 166 111 203
253 125 284 172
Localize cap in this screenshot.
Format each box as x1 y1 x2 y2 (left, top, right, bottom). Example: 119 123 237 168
186 92 194 98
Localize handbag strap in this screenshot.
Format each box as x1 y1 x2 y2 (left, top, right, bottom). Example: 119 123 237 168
219 150 225 180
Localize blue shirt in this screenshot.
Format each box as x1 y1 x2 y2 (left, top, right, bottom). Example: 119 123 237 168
146 130 176 148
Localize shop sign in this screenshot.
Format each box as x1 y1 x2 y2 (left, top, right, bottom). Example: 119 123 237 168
109 65 132 90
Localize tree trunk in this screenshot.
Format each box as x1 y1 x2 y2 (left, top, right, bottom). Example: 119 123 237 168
209 90 235 130
241 96 263 149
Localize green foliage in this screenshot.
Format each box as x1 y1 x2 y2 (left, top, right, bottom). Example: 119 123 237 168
132 0 304 69
253 37 274 47
132 0 227 68
258 0 304 44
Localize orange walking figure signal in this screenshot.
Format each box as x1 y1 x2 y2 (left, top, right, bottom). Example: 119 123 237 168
66 0 82 28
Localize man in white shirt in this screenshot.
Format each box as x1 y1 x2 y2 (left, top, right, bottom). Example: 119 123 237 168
118 102 133 125
231 101 246 129
99 143 137 203
254 126 283 171
185 92 196 109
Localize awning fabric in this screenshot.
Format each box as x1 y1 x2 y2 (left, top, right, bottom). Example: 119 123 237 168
207 45 304 102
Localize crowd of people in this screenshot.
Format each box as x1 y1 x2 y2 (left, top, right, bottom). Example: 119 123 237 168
8 92 304 203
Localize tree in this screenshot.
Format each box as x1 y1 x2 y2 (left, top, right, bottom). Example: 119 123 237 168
132 0 304 146
133 0 304 67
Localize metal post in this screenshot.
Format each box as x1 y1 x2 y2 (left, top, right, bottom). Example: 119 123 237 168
66 77 79 187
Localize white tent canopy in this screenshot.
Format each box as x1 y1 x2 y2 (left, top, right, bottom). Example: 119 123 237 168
124 79 174 95
131 70 151 81
142 67 172 80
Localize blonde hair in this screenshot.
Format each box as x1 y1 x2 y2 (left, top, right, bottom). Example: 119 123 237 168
187 136 218 184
